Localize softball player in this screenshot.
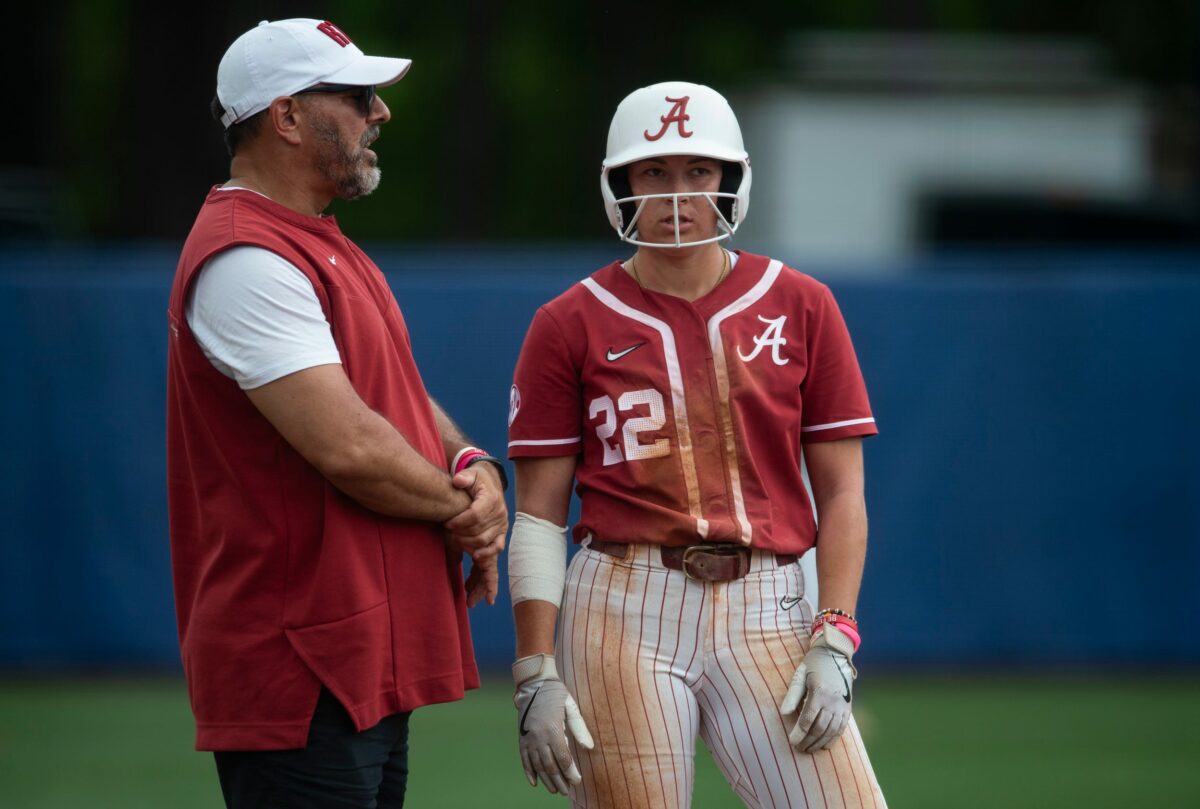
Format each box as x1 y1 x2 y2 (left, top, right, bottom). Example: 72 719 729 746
507 81 886 808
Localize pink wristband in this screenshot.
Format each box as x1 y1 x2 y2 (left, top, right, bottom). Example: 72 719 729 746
814 615 861 652
833 622 861 652
452 447 487 475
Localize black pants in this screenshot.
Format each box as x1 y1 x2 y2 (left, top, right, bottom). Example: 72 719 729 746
214 688 411 809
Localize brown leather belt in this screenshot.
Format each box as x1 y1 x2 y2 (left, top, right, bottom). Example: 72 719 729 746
587 539 798 582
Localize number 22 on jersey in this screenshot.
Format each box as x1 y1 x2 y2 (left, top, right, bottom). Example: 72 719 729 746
588 388 670 466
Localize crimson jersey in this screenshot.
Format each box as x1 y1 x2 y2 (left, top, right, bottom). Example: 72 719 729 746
508 250 877 554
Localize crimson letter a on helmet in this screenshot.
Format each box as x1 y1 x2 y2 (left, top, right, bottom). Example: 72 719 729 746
644 96 693 141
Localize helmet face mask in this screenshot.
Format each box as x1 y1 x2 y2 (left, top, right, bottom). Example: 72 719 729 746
613 189 739 248
601 82 751 248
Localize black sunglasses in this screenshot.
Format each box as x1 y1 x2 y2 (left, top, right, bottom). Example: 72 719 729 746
295 84 377 117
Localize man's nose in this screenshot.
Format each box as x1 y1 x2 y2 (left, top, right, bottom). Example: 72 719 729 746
370 97 391 124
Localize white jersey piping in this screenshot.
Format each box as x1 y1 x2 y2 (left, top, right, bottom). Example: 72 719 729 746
706 259 786 545
801 417 876 433
581 277 709 539
508 436 583 447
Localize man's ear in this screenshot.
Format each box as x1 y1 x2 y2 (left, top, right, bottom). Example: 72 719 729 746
268 97 304 146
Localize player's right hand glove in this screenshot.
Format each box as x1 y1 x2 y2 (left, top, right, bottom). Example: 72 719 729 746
781 623 858 753
513 653 594 795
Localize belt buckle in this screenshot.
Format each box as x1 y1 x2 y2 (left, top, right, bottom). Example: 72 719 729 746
681 545 706 580
681 543 744 581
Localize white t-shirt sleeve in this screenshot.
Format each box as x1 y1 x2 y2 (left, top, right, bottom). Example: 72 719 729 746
186 246 342 390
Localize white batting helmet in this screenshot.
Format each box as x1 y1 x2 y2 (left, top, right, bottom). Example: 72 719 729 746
601 81 751 247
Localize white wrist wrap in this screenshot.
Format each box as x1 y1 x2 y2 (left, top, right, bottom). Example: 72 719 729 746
508 511 568 607
512 653 559 686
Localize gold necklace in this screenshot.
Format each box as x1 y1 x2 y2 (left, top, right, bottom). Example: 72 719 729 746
629 249 730 292
715 248 731 287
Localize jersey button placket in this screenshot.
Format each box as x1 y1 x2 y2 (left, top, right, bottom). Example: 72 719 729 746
703 321 744 541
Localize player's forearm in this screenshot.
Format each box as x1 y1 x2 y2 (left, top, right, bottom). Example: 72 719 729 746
813 491 867 615
510 458 576 658
514 457 577 526
514 599 560 658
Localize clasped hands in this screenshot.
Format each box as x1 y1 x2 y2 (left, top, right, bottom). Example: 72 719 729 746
444 463 508 606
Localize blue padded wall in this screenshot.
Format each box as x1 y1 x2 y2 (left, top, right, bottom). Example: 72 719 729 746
2 246 1197 669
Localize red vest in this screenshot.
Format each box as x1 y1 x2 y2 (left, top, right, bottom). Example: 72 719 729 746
166 188 478 751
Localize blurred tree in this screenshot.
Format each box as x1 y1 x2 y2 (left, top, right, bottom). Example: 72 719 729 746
3 0 1195 243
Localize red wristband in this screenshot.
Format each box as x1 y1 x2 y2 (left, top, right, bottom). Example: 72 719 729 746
452 447 487 475
813 614 861 652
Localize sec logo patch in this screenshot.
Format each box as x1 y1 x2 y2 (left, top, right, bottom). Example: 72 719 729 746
508 384 521 426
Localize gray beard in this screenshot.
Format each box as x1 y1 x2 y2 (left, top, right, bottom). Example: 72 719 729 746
311 115 381 200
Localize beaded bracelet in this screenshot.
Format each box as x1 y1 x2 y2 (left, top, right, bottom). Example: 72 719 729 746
814 607 857 625
812 614 858 634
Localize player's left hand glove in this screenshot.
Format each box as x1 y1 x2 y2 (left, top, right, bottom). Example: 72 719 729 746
781 623 857 753
513 653 594 795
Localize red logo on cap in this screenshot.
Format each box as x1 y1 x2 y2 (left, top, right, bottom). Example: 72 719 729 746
644 96 693 141
317 21 352 47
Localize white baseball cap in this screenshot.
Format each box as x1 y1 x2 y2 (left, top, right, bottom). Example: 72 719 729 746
216 18 412 128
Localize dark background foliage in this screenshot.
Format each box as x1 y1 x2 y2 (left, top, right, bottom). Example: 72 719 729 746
3 1 1196 244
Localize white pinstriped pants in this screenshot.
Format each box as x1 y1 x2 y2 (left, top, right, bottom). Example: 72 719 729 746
557 542 887 809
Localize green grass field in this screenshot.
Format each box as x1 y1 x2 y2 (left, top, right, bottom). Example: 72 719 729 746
1 674 1197 808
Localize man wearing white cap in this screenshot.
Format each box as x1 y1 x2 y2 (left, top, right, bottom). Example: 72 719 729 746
165 19 508 808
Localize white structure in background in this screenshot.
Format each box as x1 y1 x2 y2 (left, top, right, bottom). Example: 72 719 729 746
735 33 1150 266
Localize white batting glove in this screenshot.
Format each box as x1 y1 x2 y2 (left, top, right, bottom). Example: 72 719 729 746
513 654 594 795
781 624 858 753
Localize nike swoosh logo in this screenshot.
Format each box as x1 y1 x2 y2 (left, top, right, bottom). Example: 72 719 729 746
519 686 541 736
837 664 852 703
780 595 803 610
606 342 646 361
